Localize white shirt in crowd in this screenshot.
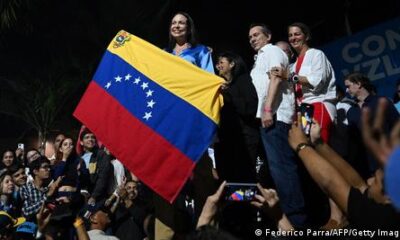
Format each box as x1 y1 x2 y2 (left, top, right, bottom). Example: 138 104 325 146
82 152 93 169
88 229 119 240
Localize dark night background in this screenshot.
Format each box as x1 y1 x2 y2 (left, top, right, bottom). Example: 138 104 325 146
0 0 399 151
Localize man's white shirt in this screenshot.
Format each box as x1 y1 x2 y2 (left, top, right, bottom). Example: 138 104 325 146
251 44 295 124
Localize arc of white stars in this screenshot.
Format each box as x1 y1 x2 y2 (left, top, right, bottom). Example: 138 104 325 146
125 74 132 81
146 90 154 97
143 112 152 121
114 75 122 82
134 77 141 84
141 82 149 90
105 82 112 89
147 100 156 108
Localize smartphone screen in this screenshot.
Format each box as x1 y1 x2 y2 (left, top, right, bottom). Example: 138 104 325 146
18 143 24 150
224 183 258 201
299 103 314 135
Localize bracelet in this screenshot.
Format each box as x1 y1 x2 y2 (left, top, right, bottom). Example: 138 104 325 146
295 142 312 154
313 138 324 147
263 107 272 113
73 217 84 228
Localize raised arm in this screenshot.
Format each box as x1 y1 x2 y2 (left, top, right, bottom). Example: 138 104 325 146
288 113 351 214
310 123 367 193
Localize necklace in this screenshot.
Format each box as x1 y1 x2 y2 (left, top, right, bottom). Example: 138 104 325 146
174 43 190 55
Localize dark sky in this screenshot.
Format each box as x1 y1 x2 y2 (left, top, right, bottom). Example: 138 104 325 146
0 0 399 146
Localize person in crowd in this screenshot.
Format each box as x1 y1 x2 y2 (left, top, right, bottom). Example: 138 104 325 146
7 164 26 217
248 23 310 228
1 150 16 169
346 72 399 174
287 108 400 230
214 51 265 238
346 72 399 135
275 40 294 63
0 170 17 215
36 202 89 240
19 156 62 220
8 163 27 189
88 206 119 240
329 86 369 178
214 51 259 182
79 129 113 206
113 180 148 240
25 148 41 165
15 144 25 165
393 80 400 113
287 22 341 228
166 12 214 73
49 133 66 164
53 137 89 190
24 148 42 183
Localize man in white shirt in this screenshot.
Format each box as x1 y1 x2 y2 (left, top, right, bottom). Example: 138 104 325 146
249 23 309 228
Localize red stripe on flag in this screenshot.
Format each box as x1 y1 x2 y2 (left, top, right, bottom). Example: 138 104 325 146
73 81 195 203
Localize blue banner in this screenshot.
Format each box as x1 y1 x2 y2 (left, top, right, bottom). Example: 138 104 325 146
321 18 400 99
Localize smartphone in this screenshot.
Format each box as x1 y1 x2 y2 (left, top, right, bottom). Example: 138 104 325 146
299 103 314 136
17 143 24 150
224 183 258 201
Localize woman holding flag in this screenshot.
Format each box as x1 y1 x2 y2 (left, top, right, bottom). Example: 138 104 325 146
154 12 218 240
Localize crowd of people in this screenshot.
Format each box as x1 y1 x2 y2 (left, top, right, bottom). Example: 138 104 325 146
1 11 400 240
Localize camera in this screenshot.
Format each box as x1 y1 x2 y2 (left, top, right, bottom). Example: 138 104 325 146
288 72 299 84
224 183 258 201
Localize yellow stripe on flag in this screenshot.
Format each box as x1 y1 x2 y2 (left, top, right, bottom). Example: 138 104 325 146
107 31 224 124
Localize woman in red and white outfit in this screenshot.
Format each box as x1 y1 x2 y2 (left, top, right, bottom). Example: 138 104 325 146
288 22 336 142
288 22 345 229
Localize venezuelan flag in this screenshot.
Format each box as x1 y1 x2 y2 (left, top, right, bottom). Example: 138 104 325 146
74 30 224 203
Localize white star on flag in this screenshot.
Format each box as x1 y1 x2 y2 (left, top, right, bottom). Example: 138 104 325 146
125 74 132 81
141 82 149 90
147 100 156 108
114 75 122 82
105 82 112 89
146 90 154 97
143 112 152 120
134 77 141 84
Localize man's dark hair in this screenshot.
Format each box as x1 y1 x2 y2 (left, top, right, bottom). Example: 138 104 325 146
79 129 94 141
167 12 199 51
29 156 50 178
345 72 375 93
249 23 272 36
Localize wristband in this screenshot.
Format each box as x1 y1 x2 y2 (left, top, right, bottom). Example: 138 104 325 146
263 107 272 113
73 217 84 228
295 142 312 154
